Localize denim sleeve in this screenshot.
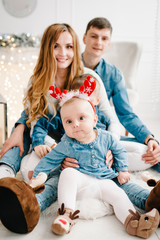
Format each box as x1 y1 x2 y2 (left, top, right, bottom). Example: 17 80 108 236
33 141 67 177
112 68 151 143
96 106 110 130
15 110 28 129
32 117 50 149
32 112 64 149
109 135 128 171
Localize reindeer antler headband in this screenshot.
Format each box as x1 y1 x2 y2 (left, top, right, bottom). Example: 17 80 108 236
49 75 96 108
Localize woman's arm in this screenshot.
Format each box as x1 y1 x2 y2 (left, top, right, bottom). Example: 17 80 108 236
0 109 29 158
0 123 25 158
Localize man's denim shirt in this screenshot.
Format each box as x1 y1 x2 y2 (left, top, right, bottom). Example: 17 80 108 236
86 58 151 144
33 128 128 179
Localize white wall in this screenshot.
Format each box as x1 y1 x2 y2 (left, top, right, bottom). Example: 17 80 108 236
0 0 160 135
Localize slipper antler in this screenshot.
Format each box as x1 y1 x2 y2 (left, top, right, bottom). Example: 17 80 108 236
58 203 66 215
69 210 80 220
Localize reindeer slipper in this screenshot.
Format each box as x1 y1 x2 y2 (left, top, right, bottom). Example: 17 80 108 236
51 203 80 235
141 171 160 213
0 177 45 233
124 208 159 239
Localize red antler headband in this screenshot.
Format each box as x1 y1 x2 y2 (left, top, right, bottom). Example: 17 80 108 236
49 75 96 107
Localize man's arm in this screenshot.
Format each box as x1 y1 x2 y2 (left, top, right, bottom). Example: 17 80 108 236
111 67 152 143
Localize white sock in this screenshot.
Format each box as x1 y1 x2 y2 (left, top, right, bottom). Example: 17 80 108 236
0 164 15 179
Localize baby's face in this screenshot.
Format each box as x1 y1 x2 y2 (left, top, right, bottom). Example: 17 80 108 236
61 98 97 143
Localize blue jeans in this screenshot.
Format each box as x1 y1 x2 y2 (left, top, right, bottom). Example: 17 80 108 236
0 127 31 174
113 178 150 210
121 136 160 173
36 168 60 211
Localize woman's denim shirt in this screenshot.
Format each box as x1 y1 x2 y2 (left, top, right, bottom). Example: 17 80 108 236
33 128 128 179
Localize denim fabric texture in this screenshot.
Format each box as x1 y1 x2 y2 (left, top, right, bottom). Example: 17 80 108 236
0 126 31 174
32 110 64 149
113 178 149 210
92 58 152 144
15 110 28 129
36 166 60 211
33 128 128 178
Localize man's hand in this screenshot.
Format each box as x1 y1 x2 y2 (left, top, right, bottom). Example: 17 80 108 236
117 171 130 185
34 145 51 158
61 157 79 170
105 149 113 168
0 124 25 158
142 140 160 165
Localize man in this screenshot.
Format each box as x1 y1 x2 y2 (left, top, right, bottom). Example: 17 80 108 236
82 17 160 169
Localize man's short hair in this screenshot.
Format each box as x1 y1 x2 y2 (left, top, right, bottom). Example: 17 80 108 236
85 17 112 34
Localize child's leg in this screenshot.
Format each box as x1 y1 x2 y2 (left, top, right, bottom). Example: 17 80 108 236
58 168 91 210
98 179 159 238
52 168 88 235
98 179 135 224
120 141 151 171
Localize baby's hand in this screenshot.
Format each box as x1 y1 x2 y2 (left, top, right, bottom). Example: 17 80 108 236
34 145 51 158
117 171 130 185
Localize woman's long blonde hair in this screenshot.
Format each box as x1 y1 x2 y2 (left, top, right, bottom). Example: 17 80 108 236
23 23 84 127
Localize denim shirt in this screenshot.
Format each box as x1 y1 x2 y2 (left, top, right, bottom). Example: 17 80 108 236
31 110 64 149
83 57 151 144
31 106 110 148
15 110 28 129
33 128 128 179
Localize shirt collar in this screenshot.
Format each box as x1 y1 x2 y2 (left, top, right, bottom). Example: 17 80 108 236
81 52 104 72
94 58 104 72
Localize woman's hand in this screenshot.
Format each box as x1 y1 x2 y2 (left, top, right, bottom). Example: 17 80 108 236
142 140 160 165
34 145 52 158
0 124 25 158
61 157 79 170
105 149 114 168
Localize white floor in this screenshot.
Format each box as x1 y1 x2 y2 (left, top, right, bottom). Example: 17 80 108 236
1 170 160 240
1 182 160 240
0 119 160 240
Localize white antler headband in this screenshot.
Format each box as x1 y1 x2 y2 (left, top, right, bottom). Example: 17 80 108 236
49 75 96 107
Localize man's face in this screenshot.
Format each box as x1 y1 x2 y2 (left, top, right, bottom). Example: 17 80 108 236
83 27 111 58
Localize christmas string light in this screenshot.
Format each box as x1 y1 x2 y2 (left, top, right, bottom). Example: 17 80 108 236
0 45 39 134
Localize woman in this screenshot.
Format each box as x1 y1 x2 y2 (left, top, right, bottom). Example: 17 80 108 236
0 23 119 209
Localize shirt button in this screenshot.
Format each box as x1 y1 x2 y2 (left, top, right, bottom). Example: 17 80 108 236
90 145 93 148
92 155 95 158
